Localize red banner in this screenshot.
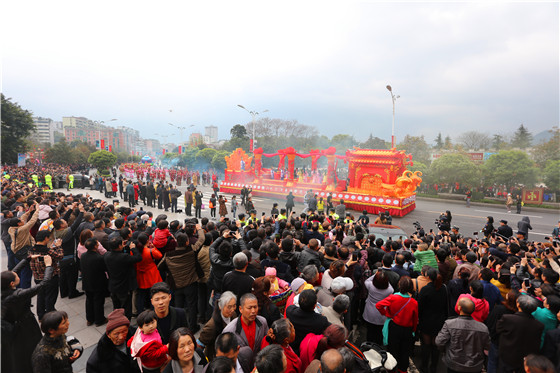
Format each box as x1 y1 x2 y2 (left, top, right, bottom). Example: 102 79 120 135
109 145 112 152
178 146 182 155
100 139 105 149
523 188 543 204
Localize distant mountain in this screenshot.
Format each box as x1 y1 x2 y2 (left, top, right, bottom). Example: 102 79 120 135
532 129 552 145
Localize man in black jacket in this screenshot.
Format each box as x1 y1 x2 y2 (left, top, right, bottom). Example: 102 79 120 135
496 294 544 372
104 237 142 319
222 252 255 304
286 289 331 354
80 238 108 326
296 238 323 273
150 282 188 344
53 204 84 299
496 220 513 239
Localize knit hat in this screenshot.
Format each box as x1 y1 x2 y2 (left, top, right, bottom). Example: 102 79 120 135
291 278 306 293
265 267 277 277
106 308 130 333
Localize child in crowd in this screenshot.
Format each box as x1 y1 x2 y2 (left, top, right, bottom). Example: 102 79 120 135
128 309 169 373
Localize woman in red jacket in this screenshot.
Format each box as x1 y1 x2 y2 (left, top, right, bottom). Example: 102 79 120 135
376 276 419 373
135 233 162 314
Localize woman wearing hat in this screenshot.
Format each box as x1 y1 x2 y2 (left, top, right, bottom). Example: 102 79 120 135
87 308 139 373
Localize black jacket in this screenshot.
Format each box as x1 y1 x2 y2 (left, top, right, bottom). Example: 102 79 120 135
496 312 544 369
286 304 331 354
418 282 448 336
222 270 255 301
86 327 140 373
54 210 83 257
1 260 53 373
80 250 108 292
496 225 513 238
104 247 142 294
260 258 294 283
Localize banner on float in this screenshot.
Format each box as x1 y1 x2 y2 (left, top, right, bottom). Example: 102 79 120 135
17 153 26 167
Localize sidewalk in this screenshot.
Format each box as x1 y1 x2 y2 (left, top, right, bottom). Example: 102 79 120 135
2 184 217 372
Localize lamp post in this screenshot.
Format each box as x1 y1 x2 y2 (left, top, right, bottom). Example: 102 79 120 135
386 85 400 148
168 123 195 148
237 105 268 152
93 119 117 149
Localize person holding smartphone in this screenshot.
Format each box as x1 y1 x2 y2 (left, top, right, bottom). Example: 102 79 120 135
28 230 64 321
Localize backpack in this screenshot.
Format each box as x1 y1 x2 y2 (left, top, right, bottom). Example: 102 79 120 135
345 341 397 373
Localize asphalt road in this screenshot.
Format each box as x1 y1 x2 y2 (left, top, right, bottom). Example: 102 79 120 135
81 176 559 242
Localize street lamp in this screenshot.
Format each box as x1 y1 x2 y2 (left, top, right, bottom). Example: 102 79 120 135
386 85 400 148
237 104 268 152
168 123 196 147
93 119 117 149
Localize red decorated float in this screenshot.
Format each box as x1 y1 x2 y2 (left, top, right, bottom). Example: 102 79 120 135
219 146 422 217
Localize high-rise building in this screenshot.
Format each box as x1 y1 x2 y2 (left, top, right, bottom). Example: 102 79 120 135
31 117 54 144
62 116 91 128
204 125 218 144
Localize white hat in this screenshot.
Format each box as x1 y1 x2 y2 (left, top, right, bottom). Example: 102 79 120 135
331 277 354 293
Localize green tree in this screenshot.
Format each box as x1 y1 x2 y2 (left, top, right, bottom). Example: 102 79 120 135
359 134 387 149
88 150 117 172
434 133 444 150
492 134 507 150
443 135 453 150
483 150 538 189
44 139 75 164
510 124 533 149
429 153 480 188
531 127 560 168
1 94 35 164
543 160 560 191
230 124 249 139
397 135 431 165
211 150 229 170
196 148 217 167
330 134 356 153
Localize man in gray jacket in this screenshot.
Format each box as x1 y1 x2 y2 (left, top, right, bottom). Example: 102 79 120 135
435 297 490 372
222 293 268 361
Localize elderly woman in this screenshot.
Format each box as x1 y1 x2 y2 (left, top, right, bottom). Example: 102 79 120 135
199 291 237 360
1 256 54 373
163 327 208 373
363 270 394 346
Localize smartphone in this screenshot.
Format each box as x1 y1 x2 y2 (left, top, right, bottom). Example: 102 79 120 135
544 236 550 240
523 279 530 287
473 232 478 236
38 256 44 262
429 229 433 233
545 248 551 255
262 212 266 216
352 252 358 261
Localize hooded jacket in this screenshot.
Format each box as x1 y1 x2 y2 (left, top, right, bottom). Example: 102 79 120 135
455 294 489 322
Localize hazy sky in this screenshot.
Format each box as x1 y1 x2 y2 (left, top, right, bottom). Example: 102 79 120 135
2 1 558 145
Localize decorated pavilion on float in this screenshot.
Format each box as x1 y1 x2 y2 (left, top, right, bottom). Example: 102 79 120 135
219 146 422 217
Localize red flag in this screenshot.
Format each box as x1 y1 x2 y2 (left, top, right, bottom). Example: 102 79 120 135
163 149 166 155
100 139 105 149
109 145 112 152
178 146 182 154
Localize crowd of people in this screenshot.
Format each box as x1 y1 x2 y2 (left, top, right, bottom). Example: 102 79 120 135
1 164 560 373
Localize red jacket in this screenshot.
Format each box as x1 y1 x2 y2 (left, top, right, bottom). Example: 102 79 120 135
455 294 489 322
128 330 168 369
153 228 172 249
135 244 163 289
376 294 418 331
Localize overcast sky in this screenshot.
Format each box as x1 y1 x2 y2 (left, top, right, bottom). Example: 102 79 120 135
2 0 558 146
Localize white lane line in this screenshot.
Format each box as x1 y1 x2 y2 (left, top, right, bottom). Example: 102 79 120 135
474 210 544 219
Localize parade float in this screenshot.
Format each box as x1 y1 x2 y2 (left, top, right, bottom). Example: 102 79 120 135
219 147 422 217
